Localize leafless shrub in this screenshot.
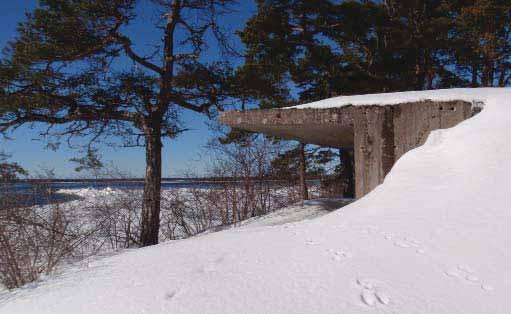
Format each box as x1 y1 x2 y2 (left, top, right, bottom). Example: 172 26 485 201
85 188 143 250
63 165 144 250
0 180 97 289
204 136 305 220
160 187 226 239
0 138 320 289
158 137 311 240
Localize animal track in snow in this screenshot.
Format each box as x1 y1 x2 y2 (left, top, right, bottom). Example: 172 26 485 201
305 238 319 246
444 269 462 278
375 290 390 305
380 231 394 240
375 229 426 254
164 291 177 300
356 278 391 307
357 278 375 289
393 240 410 248
393 237 421 248
457 264 474 273
386 235 427 255
481 284 494 291
445 265 479 282
466 275 480 283
326 249 352 262
406 238 421 247
444 265 494 292
359 225 380 235
361 289 376 306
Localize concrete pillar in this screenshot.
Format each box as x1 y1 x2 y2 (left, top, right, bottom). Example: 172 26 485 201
353 100 473 199
353 107 395 198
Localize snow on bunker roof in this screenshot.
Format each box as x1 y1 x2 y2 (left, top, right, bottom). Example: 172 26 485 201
287 87 509 109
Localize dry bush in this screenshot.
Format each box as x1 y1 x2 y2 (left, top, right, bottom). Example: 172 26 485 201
160 190 203 239
157 137 308 240
0 139 317 289
0 182 95 289
85 188 143 250
159 183 303 240
66 166 144 250
203 136 304 221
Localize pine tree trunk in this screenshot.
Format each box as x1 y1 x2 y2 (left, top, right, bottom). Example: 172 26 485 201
488 61 495 86
140 123 162 246
299 143 309 201
482 63 490 86
415 53 426 90
340 148 355 198
471 62 478 87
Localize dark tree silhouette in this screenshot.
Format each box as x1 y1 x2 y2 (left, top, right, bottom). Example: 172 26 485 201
0 151 26 183
0 0 235 246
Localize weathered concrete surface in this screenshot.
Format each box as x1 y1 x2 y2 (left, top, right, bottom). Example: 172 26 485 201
352 106 395 197
392 101 474 160
220 108 355 147
220 100 475 198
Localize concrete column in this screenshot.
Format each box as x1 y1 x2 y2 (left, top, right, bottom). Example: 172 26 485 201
353 100 472 199
353 107 395 198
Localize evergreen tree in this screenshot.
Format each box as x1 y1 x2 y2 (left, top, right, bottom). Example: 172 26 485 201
69 147 104 178
449 0 511 86
0 152 27 183
270 143 329 200
0 0 235 246
237 0 364 197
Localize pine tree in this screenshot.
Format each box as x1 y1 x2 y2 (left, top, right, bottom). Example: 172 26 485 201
0 0 235 246
449 0 511 86
0 152 27 183
69 147 104 179
237 0 370 197
270 143 326 200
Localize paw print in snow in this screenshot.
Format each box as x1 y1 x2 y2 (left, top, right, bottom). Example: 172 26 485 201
444 264 495 292
326 248 353 262
357 278 391 307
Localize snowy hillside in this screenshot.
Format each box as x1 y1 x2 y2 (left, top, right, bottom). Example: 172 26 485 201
1 88 511 314
235 198 352 228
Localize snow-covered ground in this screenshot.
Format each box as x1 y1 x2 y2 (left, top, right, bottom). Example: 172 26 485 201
237 198 353 228
203 198 352 233
1 88 511 314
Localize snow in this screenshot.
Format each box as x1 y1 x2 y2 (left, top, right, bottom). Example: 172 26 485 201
233 198 353 228
1 88 511 314
287 87 500 109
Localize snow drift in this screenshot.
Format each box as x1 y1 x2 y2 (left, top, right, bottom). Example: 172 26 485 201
1 88 511 314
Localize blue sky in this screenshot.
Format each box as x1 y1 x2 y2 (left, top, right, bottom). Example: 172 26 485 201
0 0 256 178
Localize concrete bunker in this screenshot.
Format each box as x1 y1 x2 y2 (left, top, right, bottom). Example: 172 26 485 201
220 100 477 199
